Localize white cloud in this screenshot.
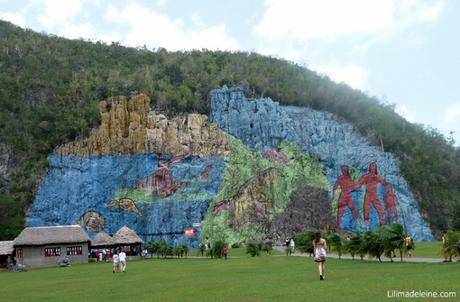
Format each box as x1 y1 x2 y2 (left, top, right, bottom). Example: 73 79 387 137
395 104 416 123
313 63 368 90
104 4 240 51
0 12 26 27
444 103 460 124
255 0 444 42
36 0 82 29
255 0 395 41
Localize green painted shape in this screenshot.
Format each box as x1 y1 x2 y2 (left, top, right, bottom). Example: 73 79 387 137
115 188 152 203
202 138 330 245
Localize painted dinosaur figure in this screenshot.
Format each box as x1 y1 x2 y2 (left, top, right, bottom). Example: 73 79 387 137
107 198 143 216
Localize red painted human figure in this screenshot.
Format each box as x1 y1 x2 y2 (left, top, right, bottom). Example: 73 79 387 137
355 162 389 226
384 186 399 223
333 165 358 228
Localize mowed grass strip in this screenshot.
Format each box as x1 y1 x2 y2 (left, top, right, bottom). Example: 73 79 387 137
0 253 458 302
412 241 445 258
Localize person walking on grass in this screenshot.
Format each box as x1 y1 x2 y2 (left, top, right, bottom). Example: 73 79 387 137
119 249 127 272
112 252 120 273
223 245 228 260
313 232 327 281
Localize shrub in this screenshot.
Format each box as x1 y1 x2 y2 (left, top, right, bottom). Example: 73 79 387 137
261 242 272 254
246 242 260 257
211 240 226 259
293 230 317 254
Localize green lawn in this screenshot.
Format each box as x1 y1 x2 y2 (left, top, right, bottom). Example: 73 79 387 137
1 252 458 302
411 241 445 258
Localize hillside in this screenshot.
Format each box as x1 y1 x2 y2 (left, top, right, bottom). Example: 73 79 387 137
0 20 459 240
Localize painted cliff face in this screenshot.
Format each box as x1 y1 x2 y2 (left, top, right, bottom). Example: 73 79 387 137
209 87 432 241
28 89 433 247
332 163 399 231
27 95 228 247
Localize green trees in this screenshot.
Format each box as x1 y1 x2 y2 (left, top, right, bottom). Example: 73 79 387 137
344 233 363 260
327 233 344 259
0 20 459 239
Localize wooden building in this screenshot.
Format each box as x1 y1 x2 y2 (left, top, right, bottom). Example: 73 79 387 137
0 241 14 268
14 225 90 267
113 226 144 256
90 231 114 249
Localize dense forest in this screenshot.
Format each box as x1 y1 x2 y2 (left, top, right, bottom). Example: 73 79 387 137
0 20 459 240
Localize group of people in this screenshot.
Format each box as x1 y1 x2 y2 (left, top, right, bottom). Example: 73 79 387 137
112 250 127 273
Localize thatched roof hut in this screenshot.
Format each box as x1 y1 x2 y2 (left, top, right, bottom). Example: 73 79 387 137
113 226 144 245
14 225 90 246
0 241 14 255
91 231 114 247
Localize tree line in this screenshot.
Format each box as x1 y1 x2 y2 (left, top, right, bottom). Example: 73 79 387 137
0 20 459 239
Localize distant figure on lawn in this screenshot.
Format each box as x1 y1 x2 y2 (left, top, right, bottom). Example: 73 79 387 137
289 238 295 255
404 236 414 257
223 245 229 260
119 250 127 272
285 238 291 256
112 253 119 273
313 232 327 281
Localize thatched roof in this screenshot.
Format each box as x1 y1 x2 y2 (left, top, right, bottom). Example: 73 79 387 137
0 241 14 255
91 231 114 247
14 225 90 246
113 226 144 245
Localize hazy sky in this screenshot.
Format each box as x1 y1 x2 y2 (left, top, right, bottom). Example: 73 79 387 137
1 0 459 145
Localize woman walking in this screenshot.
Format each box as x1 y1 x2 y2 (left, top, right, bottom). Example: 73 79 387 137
313 232 327 280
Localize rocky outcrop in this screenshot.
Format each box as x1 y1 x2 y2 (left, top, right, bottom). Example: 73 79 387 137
210 87 433 241
57 95 230 157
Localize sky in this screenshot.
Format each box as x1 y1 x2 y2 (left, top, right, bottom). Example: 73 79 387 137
1 0 459 146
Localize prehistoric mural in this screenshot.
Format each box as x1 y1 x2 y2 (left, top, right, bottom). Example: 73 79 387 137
27 88 433 247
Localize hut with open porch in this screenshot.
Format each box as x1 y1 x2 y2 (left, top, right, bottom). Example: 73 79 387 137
113 226 144 257
90 231 115 260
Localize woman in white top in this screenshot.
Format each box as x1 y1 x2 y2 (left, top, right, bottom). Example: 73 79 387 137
312 232 327 280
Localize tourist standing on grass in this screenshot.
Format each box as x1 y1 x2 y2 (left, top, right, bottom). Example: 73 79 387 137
404 236 413 257
289 238 295 255
223 245 228 260
112 252 120 273
313 232 327 281
119 250 127 272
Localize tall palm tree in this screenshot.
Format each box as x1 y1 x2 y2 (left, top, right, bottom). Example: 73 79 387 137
381 223 406 262
345 233 363 260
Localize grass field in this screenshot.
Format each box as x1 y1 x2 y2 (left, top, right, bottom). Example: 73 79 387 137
0 250 458 302
411 241 445 258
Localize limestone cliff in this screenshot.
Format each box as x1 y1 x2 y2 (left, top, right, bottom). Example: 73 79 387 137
209 87 433 241
56 94 230 157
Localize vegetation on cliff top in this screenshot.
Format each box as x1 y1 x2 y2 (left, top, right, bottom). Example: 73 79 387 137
0 20 459 239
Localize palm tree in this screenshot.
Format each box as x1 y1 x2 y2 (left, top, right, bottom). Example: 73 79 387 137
362 229 385 262
327 233 344 259
382 224 407 262
345 233 363 260
442 231 460 262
